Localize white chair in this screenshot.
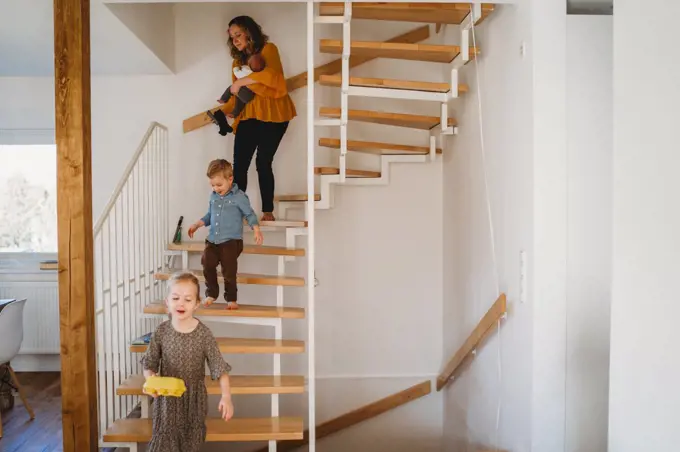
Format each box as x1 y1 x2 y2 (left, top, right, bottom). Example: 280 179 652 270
0 299 35 438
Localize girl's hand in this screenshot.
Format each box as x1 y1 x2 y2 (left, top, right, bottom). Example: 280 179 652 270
218 396 234 421
142 371 158 398
144 388 159 399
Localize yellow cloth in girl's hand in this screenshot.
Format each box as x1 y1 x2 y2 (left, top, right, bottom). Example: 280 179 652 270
143 376 187 397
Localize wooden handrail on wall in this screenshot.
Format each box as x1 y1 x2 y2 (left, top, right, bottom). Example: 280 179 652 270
436 294 507 391
181 25 430 134
253 380 431 452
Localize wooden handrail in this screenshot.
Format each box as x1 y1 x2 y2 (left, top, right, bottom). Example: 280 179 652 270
252 380 431 452
436 294 507 391
181 25 430 134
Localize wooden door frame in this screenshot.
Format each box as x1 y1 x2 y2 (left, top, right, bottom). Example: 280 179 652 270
53 0 99 450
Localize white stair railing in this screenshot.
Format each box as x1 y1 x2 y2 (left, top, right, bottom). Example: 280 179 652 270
307 1 318 450
93 121 169 435
314 1 351 183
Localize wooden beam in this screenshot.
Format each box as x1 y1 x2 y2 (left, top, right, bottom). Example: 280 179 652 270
181 25 430 134
252 380 431 452
436 294 507 391
54 0 98 450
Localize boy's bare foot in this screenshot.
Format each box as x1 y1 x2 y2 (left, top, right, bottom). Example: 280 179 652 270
226 302 239 310
261 212 275 222
204 297 216 307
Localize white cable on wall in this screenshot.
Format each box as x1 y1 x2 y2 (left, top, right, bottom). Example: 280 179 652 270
470 6 503 451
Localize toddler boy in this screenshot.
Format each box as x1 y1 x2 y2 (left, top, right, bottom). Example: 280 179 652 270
188 159 263 309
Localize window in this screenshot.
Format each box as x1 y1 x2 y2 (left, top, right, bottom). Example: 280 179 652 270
0 144 57 253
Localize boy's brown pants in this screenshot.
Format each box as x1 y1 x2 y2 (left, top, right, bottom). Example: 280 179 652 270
201 239 244 302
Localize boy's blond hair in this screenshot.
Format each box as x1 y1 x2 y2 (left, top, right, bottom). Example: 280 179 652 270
206 159 234 179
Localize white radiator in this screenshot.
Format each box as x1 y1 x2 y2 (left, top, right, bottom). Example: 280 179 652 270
0 281 60 354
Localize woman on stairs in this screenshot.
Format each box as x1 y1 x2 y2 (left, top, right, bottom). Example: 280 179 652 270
224 15 296 222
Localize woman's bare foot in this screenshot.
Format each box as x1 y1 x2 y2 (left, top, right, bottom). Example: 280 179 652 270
261 212 275 222
226 302 239 310
204 297 216 307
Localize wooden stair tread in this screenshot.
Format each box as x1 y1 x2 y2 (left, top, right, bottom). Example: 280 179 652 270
319 3 495 25
314 167 381 178
320 107 456 130
103 417 304 442
118 374 305 396
276 194 321 202
130 337 305 354
320 39 478 63
259 219 308 228
168 242 305 257
319 137 442 155
154 269 305 287
144 302 305 319
319 74 466 94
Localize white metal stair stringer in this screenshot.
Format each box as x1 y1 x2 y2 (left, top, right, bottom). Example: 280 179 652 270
440 3 481 136
276 153 428 217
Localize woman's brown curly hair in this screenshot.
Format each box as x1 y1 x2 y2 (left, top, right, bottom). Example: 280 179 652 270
227 16 269 66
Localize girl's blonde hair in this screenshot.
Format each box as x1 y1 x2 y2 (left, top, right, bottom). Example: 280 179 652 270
167 272 201 302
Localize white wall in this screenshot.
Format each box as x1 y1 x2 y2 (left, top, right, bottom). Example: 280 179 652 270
530 0 568 450
609 2 680 451
441 3 535 451
566 15 612 452
0 76 175 220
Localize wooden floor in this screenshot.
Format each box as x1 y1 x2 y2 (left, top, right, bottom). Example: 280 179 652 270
0 372 63 452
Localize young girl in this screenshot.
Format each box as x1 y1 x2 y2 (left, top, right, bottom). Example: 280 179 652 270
142 272 234 452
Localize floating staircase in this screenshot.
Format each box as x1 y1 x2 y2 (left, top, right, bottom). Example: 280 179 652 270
100 202 309 450
276 2 488 218
98 3 494 452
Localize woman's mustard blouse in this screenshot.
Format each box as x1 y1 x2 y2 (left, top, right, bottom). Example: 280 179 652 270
229 42 297 133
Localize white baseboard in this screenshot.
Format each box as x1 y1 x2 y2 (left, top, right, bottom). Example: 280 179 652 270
11 354 61 372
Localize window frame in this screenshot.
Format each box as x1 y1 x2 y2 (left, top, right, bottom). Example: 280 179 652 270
0 129 58 272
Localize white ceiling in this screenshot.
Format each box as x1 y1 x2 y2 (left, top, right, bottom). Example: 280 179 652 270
0 0 174 76
0 0 613 77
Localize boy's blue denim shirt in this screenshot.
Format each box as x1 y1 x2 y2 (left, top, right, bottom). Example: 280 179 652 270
201 183 258 244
